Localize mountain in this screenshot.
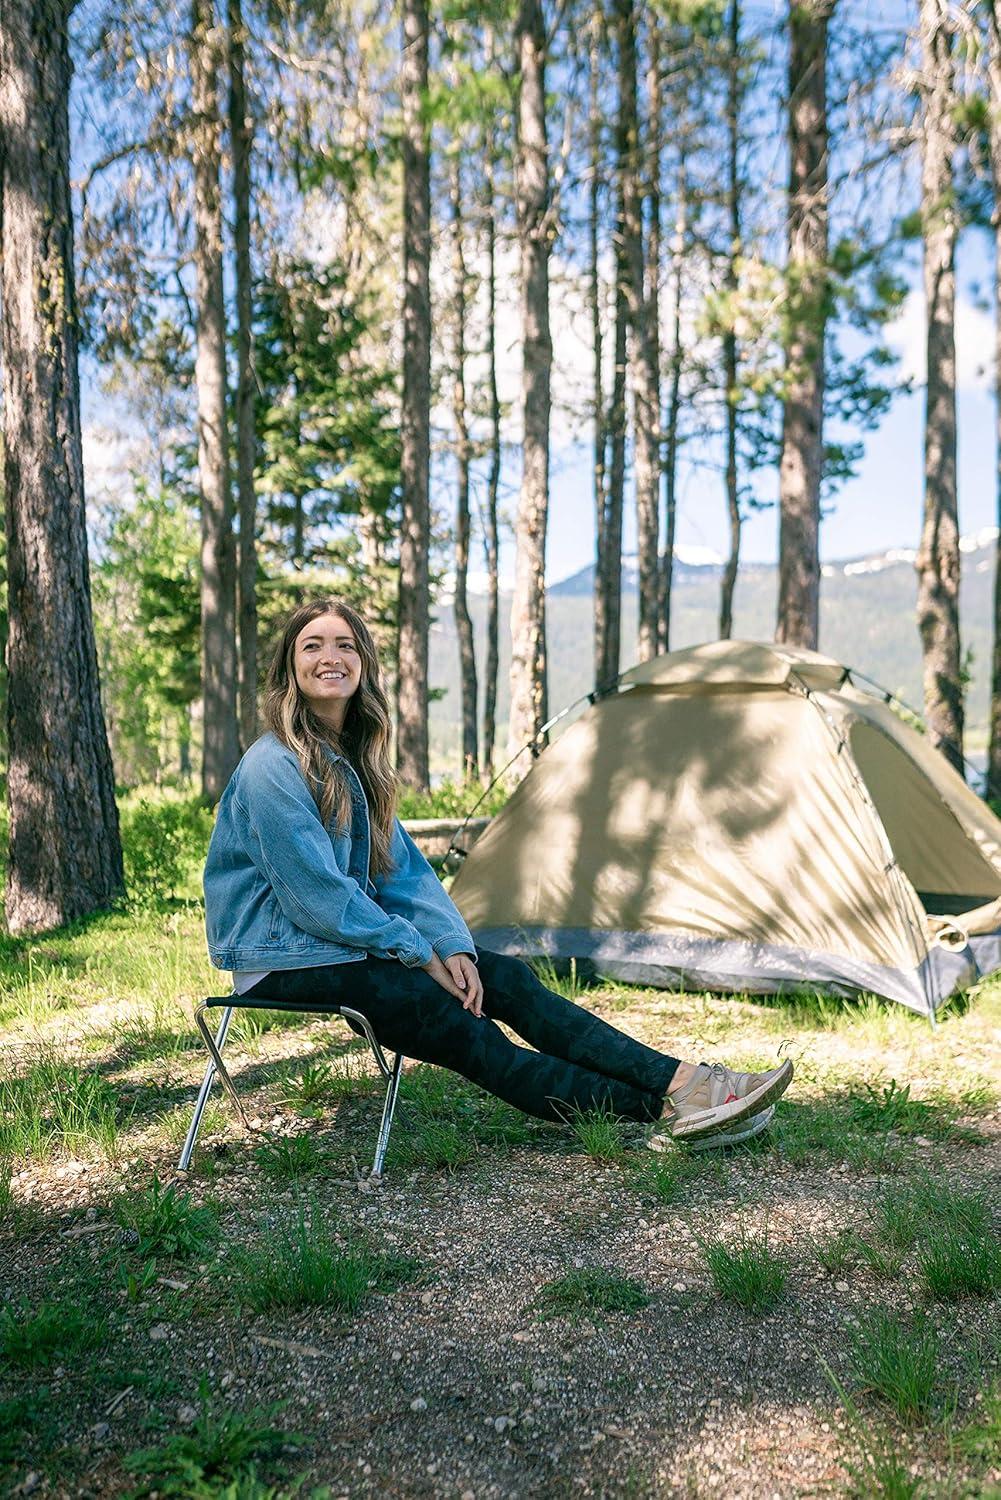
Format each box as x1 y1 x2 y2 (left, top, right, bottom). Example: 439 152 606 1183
427 530 999 773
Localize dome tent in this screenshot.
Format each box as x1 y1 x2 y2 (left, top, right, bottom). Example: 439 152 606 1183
449 640 1001 1017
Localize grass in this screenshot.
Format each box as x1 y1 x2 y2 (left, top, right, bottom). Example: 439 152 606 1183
956 1381 1001 1462
629 1148 722 1204
123 1378 300 1496
565 1104 627 1161
0 1053 129 1161
917 1225 1001 1300
809 1229 859 1275
700 1224 787 1313
234 1210 421 1314
532 1267 651 1322
254 1133 328 1182
0 1299 107 1369
846 1310 943 1423
113 1174 220 1259
278 1058 371 1113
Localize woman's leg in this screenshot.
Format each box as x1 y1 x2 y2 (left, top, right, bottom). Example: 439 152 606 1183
473 948 679 1100
246 960 665 1123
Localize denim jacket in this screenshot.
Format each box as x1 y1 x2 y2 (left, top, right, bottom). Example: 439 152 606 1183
203 731 475 973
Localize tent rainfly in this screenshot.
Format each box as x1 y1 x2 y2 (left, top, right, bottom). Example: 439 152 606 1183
450 640 1001 1016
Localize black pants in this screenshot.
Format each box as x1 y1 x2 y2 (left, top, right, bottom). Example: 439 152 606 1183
247 947 679 1124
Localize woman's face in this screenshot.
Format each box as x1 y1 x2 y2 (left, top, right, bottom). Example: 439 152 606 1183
293 612 363 728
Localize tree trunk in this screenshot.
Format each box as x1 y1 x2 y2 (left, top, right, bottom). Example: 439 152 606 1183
987 1 1001 795
660 155 686 654
481 110 501 784
190 0 239 802
590 13 610 689
916 0 963 773
602 244 627 685
450 156 478 780
0 0 125 933
397 0 431 790
616 0 660 663
228 0 258 753
508 0 551 769
775 0 832 650
720 0 742 641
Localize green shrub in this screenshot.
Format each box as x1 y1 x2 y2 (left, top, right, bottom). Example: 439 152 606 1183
396 777 509 820
0 1299 106 1369
120 794 214 903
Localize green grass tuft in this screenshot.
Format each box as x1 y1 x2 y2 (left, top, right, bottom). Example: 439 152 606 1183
235 1211 421 1314
846 1309 942 1423
0 1299 106 1369
700 1225 787 1313
0 1055 129 1161
566 1104 627 1161
630 1149 721 1204
254 1133 327 1182
113 1174 220 1259
532 1267 651 1322
123 1377 299 1496
917 1225 1001 1301
809 1229 859 1275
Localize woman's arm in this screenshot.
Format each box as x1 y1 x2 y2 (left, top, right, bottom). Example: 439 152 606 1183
372 820 476 963
234 754 434 968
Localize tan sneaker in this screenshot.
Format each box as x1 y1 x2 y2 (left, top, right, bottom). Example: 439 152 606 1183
654 1059 793 1145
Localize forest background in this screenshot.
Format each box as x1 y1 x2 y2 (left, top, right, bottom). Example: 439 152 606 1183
2 0 1001 932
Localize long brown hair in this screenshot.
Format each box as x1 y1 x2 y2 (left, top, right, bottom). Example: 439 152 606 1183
261 598 399 877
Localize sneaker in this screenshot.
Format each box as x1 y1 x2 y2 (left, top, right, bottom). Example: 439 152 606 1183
654 1058 793 1145
687 1105 775 1152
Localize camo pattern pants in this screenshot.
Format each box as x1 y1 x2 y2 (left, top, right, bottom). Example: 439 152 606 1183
246 947 679 1123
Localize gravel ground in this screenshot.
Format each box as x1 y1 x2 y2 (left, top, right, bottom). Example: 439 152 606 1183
2 983 1000 1499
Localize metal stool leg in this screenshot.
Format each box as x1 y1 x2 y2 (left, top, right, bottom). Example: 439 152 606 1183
339 1006 405 1179
177 1004 235 1171
371 1051 404 1179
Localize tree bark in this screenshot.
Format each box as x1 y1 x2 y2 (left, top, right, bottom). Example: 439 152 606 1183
916 0 963 773
660 155 686 654
228 0 258 753
450 156 478 780
720 0 742 641
590 13 610 689
987 1 1001 795
616 0 660 662
190 0 239 802
481 99 501 784
0 0 125 933
508 0 551 769
397 0 431 790
775 0 833 650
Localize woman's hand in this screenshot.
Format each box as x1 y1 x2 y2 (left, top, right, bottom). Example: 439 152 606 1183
422 951 484 1016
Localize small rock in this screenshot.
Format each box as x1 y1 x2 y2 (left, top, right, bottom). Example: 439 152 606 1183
178 1405 199 1424
410 1396 427 1412
149 1324 169 1341
89 1422 110 1443
672 1282 686 1292
420 1291 433 1306
835 1281 850 1293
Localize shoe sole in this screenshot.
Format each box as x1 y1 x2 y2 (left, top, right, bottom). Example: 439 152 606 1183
670 1058 794 1142
686 1105 775 1152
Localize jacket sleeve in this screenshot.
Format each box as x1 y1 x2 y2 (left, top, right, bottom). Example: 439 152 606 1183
233 754 434 968
372 820 477 963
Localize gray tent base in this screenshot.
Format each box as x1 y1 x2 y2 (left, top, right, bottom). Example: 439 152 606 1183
471 925 1001 1018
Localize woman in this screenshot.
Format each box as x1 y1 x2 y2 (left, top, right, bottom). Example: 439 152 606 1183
203 598 793 1149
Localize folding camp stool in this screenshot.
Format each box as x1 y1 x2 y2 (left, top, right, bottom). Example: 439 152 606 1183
177 994 404 1179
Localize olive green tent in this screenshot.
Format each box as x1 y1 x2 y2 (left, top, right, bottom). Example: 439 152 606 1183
450 640 1001 1015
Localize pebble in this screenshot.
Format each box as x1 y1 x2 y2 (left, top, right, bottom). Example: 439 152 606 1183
835 1281 850 1293
673 1282 686 1292
149 1323 169 1341
410 1396 427 1412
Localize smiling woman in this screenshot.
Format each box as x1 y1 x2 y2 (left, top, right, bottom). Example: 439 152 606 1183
201 597 793 1148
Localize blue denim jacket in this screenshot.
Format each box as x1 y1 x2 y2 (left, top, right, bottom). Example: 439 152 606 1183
203 731 475 973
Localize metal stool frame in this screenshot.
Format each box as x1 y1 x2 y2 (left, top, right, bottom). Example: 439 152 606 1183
177 994 404 1179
